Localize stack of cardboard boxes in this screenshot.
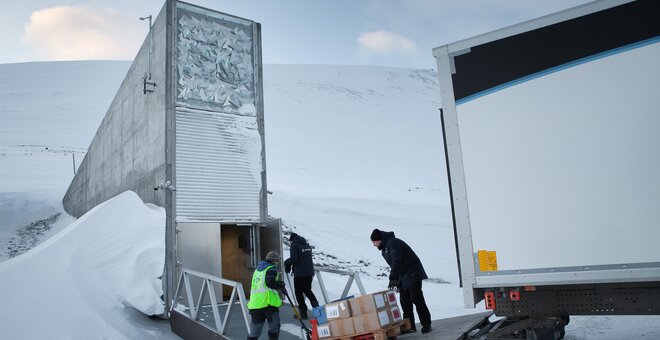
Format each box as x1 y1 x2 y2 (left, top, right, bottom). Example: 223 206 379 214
315 290 403 338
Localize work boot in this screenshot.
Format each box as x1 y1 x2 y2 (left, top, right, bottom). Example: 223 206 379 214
311 300 319 308
421 325 432 334
268 331 279 340
296 309 308 320
401 328 416 335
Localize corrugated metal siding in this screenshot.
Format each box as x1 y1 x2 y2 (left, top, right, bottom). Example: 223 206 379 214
175 107 262 222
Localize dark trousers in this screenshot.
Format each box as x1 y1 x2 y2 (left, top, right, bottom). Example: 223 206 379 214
399 280 431 329
247 306 280 340
293 276 318 311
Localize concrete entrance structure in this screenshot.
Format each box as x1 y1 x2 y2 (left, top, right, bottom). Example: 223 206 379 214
62 0 280 321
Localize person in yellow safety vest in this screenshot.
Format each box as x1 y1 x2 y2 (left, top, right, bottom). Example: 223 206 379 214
247 250 285 340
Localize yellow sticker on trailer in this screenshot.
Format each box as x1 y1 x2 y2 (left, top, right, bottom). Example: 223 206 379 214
488 251 498 271
478 250 489 271
478 250 498 271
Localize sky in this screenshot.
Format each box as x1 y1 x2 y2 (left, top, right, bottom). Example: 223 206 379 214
0 0 594 69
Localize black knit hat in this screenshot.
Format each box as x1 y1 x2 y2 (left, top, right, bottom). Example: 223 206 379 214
265 250 281 261
370 228 383 241
289 232 299 242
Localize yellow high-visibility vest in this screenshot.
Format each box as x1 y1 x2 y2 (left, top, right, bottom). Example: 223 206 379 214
247 264 282 309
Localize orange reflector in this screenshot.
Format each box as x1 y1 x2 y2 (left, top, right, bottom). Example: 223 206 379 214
484 291 496 310
524 286 536 292
510 290 521 301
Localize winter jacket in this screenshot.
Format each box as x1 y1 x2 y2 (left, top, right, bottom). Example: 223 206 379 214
248 260 283 310
378 231 428 289
256 259 282 290
284 235 315 277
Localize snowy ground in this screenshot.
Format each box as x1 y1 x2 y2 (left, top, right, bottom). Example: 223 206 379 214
0 61 658 339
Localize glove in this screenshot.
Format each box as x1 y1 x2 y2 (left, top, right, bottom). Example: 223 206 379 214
285 263 292 274
278 281 286 289
388 280 398 290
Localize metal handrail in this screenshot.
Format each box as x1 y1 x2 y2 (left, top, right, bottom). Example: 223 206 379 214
283 266 367 306
171 268 251 335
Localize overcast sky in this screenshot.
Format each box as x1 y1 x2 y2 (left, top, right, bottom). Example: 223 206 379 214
1 0 594 69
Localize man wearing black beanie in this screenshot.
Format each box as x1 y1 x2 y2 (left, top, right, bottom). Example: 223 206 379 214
370 228 432 334
370 228 383 241
284 233 318 319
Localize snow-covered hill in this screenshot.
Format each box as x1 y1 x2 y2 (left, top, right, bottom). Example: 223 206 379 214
0 61 658 339
0 61 131 262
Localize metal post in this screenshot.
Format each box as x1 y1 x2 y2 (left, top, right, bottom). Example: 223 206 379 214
183 272 197 319
341 275 355 299
207 280 222 332
354 273 367 296
315 270 330 304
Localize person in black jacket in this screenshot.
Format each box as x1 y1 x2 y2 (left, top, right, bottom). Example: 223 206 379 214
284 233 318 319
371 228 432 334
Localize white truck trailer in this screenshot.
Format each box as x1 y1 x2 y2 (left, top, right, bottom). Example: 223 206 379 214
433 0 660 338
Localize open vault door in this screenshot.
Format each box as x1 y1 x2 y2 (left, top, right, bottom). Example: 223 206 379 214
259 219 283 264
222 219 282 298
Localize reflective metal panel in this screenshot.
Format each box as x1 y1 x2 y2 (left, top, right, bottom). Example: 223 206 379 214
174 2 264 223
175 107 261 222
176 222 223 303
175 3 255 112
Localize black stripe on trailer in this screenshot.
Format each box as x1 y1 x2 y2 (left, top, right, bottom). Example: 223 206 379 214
451 0 660 103
440 108 463 288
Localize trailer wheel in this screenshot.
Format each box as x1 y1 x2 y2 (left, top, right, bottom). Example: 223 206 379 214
526 326 561 340
559 316 569 339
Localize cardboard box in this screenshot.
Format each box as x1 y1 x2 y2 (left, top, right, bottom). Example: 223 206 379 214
312 306 328 324
348 291 387 315
330 317 355 337
385 290 399 307
317 324 332 338
351 310 392 334
324 300 351 320
389 306 403 323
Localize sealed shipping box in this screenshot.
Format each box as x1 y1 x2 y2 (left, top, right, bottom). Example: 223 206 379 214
324 300 352 320
385 290 398 307
312 306 328 324
317 317 355 338
349 291 387 315
389 306 403 323
351 309 392 334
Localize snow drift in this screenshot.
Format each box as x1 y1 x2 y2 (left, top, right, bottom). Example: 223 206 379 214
0 191 167 339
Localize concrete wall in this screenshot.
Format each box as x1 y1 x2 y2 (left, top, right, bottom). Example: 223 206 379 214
63 3 169 217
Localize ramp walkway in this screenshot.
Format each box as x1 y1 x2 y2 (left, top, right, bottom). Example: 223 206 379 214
169 267 493 339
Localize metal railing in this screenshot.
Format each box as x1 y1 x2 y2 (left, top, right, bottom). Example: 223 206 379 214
283 266 367 305
171 268 251 335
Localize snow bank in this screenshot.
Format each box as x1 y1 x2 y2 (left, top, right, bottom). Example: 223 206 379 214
0 191 166 339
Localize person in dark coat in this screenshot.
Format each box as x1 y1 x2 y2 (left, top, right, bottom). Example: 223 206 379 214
371 228 432 334
284 233 318 319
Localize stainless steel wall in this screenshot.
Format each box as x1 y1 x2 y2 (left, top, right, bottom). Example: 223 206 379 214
173 2 266 223
62 3 169 217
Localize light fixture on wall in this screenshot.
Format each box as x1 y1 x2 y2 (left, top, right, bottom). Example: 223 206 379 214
140 15 157 94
